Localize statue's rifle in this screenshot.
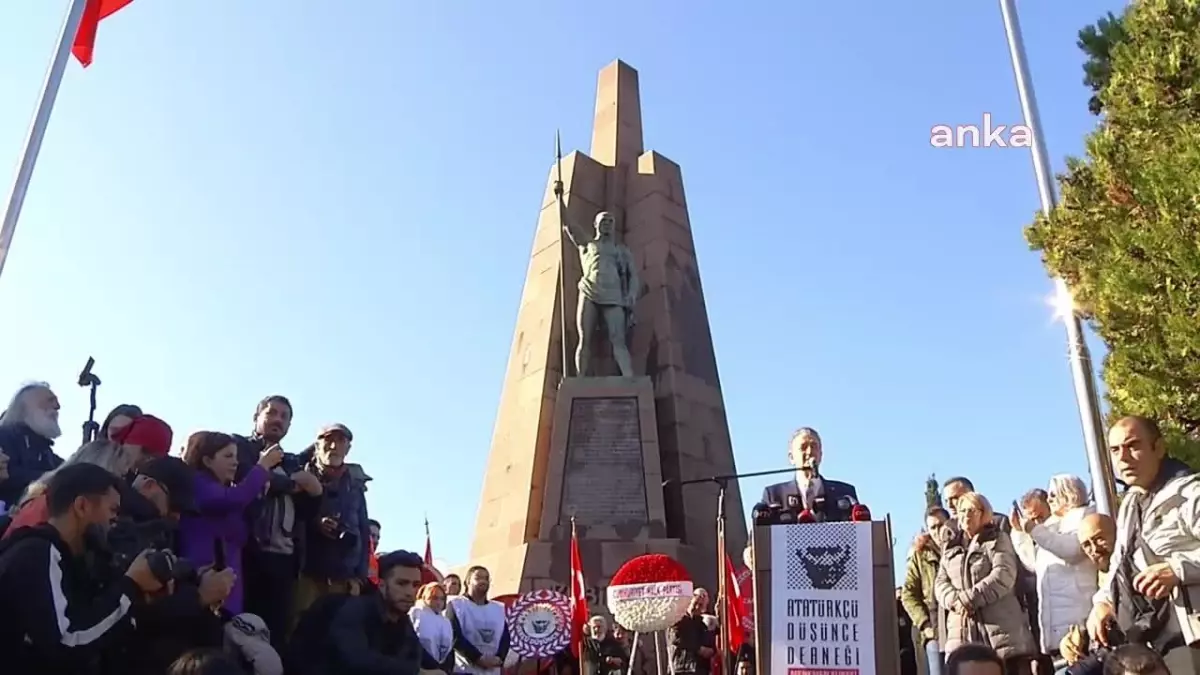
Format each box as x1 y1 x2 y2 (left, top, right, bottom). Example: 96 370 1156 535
554 131 571 380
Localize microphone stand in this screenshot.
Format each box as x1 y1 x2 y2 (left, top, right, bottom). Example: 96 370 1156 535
667 467 797 675
77 357 100 446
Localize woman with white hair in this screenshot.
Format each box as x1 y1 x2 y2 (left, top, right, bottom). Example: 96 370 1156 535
1010 474 1097 656
0 383 65 508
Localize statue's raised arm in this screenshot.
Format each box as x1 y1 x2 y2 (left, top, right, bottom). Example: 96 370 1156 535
553 180 583 248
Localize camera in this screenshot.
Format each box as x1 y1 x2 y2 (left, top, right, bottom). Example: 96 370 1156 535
145 549 196 585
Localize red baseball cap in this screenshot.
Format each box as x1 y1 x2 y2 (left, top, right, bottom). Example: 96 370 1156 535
113 414 174 458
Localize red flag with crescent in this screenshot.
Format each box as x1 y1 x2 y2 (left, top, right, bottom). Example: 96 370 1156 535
569 524 589 657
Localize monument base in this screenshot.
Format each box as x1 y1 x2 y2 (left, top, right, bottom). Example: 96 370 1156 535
463 376 714 599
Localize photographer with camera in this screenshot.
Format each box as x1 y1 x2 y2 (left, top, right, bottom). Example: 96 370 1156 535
0 463 165 675
100 456 239 675
1086 417 1200 675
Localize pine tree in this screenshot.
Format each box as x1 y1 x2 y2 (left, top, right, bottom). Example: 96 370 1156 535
1027 0 1200 464
1077 10 1129 115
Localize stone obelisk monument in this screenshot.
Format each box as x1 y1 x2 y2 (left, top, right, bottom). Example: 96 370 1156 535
467 60 746 599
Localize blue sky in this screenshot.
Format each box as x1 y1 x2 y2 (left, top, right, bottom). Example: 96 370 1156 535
0 0 1126 577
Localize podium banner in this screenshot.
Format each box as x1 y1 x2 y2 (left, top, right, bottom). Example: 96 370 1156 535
770 522 876 675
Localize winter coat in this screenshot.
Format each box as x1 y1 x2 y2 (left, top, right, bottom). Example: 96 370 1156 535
668 613 714 675
178 465 270 614
0 424 62 507
299 447 371 581
328 594 424 675
0 524 138 675
1095 458 1200 647
935 524 1037 659
901 539 941 643
1011 506 1098 652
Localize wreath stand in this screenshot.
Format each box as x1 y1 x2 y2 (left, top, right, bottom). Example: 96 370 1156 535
626 631 665 675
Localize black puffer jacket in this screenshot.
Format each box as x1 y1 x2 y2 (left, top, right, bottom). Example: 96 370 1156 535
668 614 714 675
0 424 62 506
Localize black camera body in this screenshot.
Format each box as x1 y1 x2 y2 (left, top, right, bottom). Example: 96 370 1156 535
145 549 196 585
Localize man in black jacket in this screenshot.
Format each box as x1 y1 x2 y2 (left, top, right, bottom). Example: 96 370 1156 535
99 457 237 675
323 550 425 674
0 463 163 675
237 394 323 649
669 589 716 675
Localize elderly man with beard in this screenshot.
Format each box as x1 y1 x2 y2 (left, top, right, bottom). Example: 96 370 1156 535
583 615 628 675
292 423 371 620
0 383 65 508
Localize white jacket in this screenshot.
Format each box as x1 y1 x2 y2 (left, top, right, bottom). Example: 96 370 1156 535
1095 465 1200 646
1013 507 1099 652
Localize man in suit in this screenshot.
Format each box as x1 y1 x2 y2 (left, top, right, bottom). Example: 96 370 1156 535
759 427 859 522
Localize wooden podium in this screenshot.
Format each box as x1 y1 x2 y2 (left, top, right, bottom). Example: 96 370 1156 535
752 521 899 675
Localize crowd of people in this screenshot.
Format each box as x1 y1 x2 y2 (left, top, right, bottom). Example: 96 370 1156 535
1 380 1196 675
0 382 514 675
896 415 1200 675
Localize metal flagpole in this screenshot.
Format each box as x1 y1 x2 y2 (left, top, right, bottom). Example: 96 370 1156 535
554 131 572 380
0 0 90 285
999 0 1117 516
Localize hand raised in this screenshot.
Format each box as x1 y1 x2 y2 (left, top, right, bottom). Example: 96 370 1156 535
259 444 283 469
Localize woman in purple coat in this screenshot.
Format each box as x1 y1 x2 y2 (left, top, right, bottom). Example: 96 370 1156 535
180 430 282 615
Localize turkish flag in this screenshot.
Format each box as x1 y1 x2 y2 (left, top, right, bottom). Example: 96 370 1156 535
72 0 134 67
724 554 745 653
569 529 589 657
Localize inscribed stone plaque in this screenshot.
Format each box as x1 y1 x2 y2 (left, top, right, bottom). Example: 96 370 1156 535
560 396 649 525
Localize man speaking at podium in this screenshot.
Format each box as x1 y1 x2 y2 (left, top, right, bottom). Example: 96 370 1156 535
760 427 859 522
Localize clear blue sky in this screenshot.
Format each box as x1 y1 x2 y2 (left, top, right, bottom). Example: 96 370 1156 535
0 0 1126 576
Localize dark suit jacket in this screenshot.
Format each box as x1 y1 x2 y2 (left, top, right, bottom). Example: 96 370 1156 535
761 477 859 522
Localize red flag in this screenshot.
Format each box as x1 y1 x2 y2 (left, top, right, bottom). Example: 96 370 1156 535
569 523 589 657
72 0 134 67
424 521 434 567
724 554 745 653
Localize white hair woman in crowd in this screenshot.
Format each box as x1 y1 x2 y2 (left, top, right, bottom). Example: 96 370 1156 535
1010 474 1097 655
0 383 65 509
935 491 1037 674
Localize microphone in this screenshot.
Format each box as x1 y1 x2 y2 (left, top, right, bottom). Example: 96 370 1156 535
796 509 817 524
785 494 800 511
850 504 872 522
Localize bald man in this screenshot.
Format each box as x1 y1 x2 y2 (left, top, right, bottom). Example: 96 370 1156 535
1077 513 1116 575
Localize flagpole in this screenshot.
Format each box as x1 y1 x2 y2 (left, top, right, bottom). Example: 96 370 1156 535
998 0 1116 516
572 515 583 675
0 0 89 284
554 132 572 381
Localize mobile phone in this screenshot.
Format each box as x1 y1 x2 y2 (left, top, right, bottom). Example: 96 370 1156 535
213 539 227 571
